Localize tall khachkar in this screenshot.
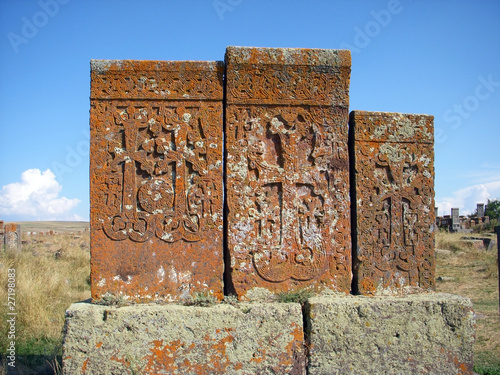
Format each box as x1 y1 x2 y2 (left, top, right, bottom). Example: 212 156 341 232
225 47 352 299
350 111 435 295
90 60 224 302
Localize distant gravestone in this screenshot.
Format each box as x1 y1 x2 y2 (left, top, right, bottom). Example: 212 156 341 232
350 111 435 295
4 223 21 251
451 208 460 231
477 203 485 218
497 226 500 318
0 220 4 249
225 47 352 299
90 60 224 302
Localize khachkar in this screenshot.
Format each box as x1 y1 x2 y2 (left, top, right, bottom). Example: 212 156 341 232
225 47 352 298
4 223 21 251
90 60 224 302
350 111 435 295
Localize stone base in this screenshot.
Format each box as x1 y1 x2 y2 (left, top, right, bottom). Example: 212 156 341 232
62 302 306 374
63 293 474 375
306 293 475 375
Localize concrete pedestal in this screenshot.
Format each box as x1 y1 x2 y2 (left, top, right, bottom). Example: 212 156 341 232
63 293 474 374
306 293 475 375
62 302 305 374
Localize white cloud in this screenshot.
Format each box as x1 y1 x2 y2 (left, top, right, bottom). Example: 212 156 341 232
436 180 500 216
0 169 81 220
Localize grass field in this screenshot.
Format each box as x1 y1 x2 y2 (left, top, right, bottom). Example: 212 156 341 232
0 227 90 374
435 231 500 374
14 221 89 234
0 224 499 374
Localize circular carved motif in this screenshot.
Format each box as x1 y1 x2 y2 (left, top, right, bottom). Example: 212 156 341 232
138 179 174 214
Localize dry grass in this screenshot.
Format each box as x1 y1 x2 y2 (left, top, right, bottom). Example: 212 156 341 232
435 230 500 370
0 232 90 374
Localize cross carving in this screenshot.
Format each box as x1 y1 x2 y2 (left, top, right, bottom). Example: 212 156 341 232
246 114 329 282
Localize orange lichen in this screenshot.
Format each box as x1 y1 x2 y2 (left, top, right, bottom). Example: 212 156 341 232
90 60 224 302
81 358 89 373
142 329 241 374
350 111 435 296
225 47 352 298
439 347 473 374
110 354 130 367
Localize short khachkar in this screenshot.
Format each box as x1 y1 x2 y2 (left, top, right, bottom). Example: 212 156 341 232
89 47 435 302
350 111 435 295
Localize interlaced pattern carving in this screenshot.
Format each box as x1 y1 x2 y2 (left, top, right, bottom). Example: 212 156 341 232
225 47 352 295
227 105 351 287
352 112 435 295
91 103 222 243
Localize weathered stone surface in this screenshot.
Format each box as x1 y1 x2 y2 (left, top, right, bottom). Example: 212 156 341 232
63 302 305 375
350 111 435 295
477 203 485 218
452 207 460 231
225 47 352 299
0 220 4 249
4 223 21 251
306 293 475 375
90 60 224 302
496 225 500 255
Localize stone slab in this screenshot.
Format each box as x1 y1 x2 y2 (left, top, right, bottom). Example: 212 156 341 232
225 46 352 299
477 203 485 218
0 220 3 250
452 208 460 230
306 293 475 375
349 111 435 295
62 302 305 375
4 223 21 251
90 60 224 302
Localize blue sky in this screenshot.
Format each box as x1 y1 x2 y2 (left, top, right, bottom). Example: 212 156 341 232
0 0 499 221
